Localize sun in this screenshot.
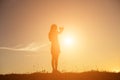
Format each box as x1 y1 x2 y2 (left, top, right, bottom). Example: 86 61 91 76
64 37 74 45
60 35 75 47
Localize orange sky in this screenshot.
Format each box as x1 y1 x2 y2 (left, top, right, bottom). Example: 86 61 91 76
0 0 120 74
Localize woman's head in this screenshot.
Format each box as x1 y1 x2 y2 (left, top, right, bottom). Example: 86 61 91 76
50 24 57 31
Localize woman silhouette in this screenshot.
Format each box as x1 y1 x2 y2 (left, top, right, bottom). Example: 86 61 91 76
48 24 64 73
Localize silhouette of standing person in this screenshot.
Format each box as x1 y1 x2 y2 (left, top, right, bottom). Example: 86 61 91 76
48 24 64 73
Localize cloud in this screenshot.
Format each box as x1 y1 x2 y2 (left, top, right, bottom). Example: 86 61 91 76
0 43 48 52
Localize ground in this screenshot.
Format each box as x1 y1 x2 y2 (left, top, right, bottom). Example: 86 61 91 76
0 71 120 80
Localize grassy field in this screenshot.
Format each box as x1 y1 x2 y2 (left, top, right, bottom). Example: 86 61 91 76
0 71 120 80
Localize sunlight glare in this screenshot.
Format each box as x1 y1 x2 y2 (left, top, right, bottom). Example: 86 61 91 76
61 34 76 48
111 68 120 73
64 37 74 45
114 69 120 73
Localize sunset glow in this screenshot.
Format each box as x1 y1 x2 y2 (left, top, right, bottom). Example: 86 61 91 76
0 0 120 74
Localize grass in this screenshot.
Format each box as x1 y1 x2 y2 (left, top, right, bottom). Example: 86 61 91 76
0 71 120 80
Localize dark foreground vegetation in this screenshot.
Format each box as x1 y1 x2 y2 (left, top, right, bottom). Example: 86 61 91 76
0 71 120 80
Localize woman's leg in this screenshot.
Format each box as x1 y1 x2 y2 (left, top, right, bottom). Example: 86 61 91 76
52 55 55 72
51 57 54 71
55 54 59 71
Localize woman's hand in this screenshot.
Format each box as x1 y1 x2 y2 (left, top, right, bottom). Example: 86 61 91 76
59 27 64 32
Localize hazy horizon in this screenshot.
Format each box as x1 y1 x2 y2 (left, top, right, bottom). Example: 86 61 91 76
0 0 120 74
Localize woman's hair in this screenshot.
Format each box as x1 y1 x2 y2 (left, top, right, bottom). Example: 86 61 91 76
49 24 58 41
50 24 57 32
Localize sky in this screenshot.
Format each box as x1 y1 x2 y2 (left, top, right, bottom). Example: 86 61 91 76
0 0 120 74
